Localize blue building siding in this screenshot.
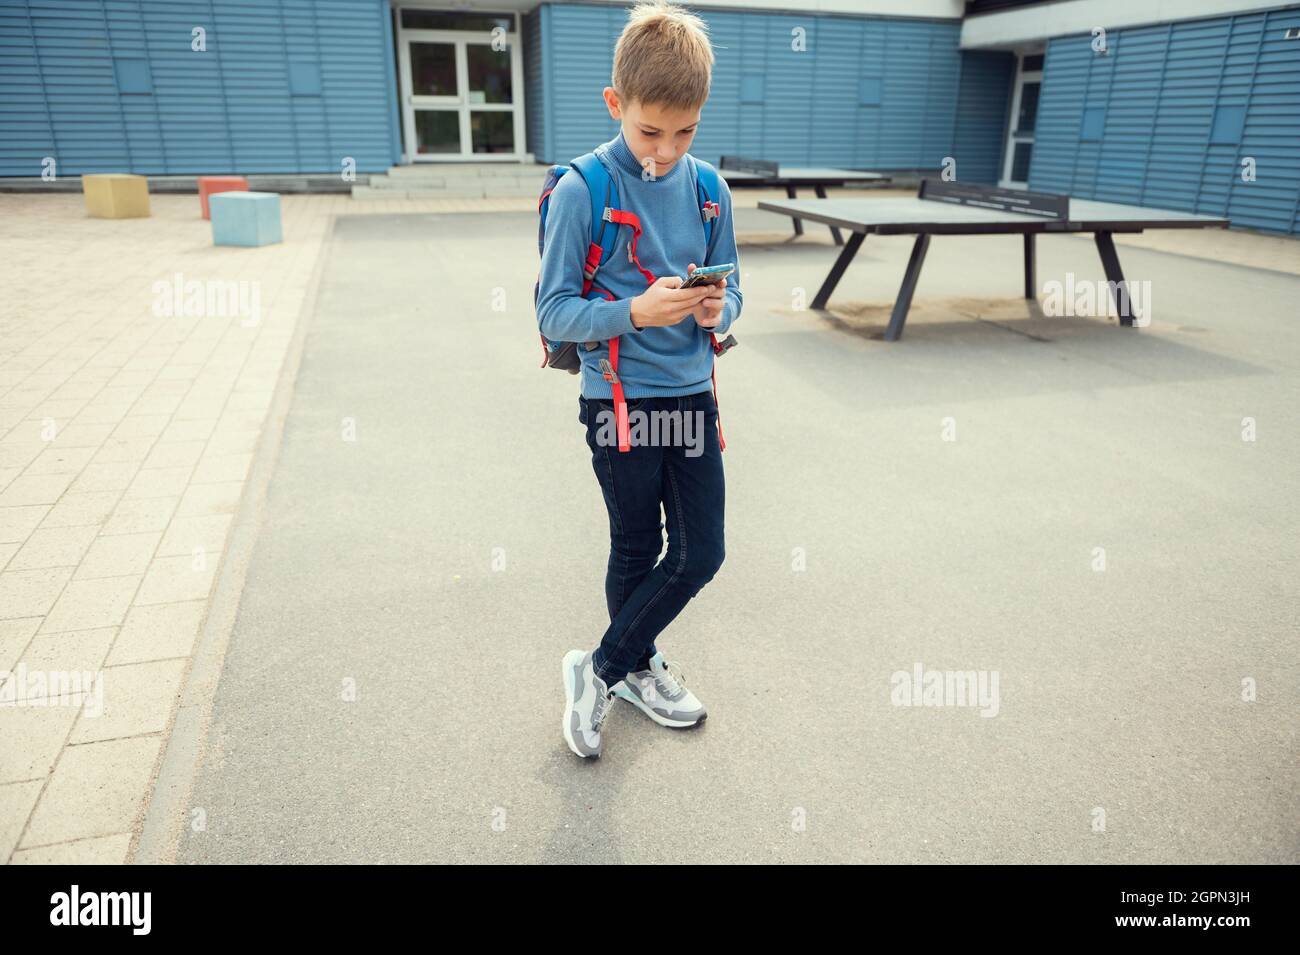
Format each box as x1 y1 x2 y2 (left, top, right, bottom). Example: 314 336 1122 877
953 50 1015 184
0 0 401 176
1031 6 1300 235
535 2 973 172
523 6 546 161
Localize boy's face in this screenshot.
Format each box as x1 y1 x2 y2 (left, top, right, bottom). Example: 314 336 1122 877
603 88 701 177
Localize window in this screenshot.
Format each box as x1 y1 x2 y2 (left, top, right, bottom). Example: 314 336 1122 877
1010 142 1033 182
1016 82 1040 134
411 43 456 96
401 10 512 31
471 112 514 153
415 111 460 154
467 44 511 104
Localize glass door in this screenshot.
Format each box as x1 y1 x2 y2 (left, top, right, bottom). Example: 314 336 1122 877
397 19 524 161
407 40 462 155
464 40 515 154
1001 51 1043 188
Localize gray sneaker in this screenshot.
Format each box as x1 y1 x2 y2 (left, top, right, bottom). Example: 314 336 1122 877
561 649 618 758
612 652 707 728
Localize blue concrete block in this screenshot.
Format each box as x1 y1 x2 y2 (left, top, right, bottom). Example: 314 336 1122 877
210 191 282 247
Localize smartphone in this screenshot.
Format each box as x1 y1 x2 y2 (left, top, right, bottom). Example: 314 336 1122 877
681 263 735 288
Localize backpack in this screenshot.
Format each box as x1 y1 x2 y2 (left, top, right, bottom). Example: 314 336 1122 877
534 145 737 452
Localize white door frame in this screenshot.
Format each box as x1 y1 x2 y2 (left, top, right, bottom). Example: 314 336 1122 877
396 15 526 162
1000 49 1044 188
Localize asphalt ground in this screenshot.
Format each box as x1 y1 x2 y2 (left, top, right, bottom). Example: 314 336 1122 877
174 208 1298 863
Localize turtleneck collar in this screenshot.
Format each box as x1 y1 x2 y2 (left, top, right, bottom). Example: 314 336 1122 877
606 128 684 182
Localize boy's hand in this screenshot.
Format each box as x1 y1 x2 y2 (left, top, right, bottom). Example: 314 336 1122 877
630 270 715 328
685 262 727 330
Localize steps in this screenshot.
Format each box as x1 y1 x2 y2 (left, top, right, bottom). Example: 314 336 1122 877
352 161 550 200
0 173 359 194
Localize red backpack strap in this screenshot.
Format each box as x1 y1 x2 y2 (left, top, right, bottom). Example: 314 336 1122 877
709 332 726 452
604 208 656 286
580 241 605 296
598 336 631 452
598 203 648 453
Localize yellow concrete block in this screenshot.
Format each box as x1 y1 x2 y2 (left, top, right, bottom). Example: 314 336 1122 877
82 174 151 218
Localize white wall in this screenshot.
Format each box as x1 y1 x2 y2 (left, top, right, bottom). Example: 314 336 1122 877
399 0 965 18
665 0 965 16
961 0 1291 49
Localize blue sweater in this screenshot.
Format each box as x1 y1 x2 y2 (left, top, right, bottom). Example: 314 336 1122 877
536 130 743 400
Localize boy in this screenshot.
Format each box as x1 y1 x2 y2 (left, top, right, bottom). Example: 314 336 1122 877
536 1 743 759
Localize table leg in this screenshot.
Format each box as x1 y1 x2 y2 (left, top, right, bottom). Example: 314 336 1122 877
810 231 866 310
814 184 844 246
1094 231 1135 326
785 184 803 237
884 234 932 342
1024 233 1036 299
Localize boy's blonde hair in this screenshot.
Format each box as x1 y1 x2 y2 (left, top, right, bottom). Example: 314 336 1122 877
612 1 714 112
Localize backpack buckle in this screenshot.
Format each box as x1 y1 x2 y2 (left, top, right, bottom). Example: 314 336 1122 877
701 201 719 223
599 358 619 384
602 207 614 222
713 333 738 356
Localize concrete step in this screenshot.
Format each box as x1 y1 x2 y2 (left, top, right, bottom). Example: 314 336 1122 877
384 162 549 179
0 173 363 194
350 184 540 200
367 172 541 190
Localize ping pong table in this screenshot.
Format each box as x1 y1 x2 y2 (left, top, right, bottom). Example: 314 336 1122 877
757 180 1230 341
719 155 891 246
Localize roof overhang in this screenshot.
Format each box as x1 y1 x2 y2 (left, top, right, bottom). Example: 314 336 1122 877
961 0 1289 50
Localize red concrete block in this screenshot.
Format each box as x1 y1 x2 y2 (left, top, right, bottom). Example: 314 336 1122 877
198 176 249 219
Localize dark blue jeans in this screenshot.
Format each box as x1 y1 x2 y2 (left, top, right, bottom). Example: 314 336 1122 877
578 389 726 687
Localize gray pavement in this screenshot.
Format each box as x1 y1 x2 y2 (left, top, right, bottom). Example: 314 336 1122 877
175 208 1299 864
